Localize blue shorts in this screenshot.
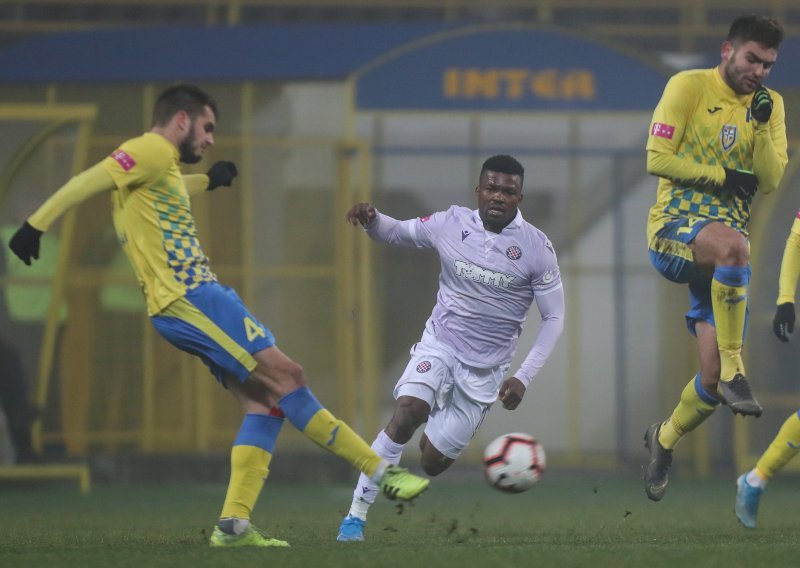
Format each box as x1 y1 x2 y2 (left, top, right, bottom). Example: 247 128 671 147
150 282 275 384
648 217 712 285
648 217 746 336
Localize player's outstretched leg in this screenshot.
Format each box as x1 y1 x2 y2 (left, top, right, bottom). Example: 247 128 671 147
337 431 406 542
279 387 429 500
210 411 290 548
734 472 764 529
643 422 673 501
735 411 800 527
644 376 718 501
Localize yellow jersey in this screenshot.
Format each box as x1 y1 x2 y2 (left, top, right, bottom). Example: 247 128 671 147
646 67 787 243
102 133 216 315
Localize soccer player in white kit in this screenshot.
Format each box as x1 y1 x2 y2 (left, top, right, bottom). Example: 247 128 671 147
337 155 565 541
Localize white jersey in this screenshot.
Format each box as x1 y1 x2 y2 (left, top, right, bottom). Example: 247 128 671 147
366 205 562 386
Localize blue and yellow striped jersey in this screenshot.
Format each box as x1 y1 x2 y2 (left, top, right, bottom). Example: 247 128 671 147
102 133 216 315
646 67 787 243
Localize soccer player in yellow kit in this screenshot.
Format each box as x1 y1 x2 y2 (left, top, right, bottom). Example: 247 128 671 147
7 84 428 546
643 15 787 501
735 215 800 528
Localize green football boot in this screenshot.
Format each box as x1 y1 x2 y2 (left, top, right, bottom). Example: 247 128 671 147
379 465 430 501
209 524 290 548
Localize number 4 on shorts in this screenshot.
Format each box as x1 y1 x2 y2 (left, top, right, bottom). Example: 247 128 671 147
244 316 266 341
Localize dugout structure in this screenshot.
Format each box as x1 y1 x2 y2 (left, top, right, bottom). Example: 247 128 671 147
0 103 95 491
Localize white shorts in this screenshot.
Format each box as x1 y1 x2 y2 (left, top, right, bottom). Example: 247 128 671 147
393 336 506 459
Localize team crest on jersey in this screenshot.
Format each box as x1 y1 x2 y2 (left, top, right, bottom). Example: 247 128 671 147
506 246 522 260
416 360 432 373
720 124 738 151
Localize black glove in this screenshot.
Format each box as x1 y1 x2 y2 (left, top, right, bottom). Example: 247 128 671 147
723 168 758 200
8 221 43 266
206 161 238 191
751 85 773 123
774 302 795 342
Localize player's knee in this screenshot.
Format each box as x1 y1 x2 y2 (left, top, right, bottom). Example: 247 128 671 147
386 397 428 442
716 240 749 266
281 360 306 389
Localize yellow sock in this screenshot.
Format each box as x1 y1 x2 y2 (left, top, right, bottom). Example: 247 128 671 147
711 266 749 381
220 445 272 520
659 375 719 450
303 408 383 478
755 411 800 479
279 386 383 479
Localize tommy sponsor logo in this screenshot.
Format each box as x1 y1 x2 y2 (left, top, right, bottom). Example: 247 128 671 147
416 360 432 373
110 149 136 171
461 229 470 241
721 124 738 151
505 246 522 260
650 122 675 140
454 260 516 288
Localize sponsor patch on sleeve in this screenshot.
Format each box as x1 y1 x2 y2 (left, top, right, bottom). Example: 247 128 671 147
650 122 675 140
110 150 136 172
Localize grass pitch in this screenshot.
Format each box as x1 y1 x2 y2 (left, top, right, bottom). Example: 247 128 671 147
1 471 799 567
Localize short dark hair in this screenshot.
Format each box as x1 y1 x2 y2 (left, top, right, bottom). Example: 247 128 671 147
152 83 219 127
727 15 784 50
480 155 524 182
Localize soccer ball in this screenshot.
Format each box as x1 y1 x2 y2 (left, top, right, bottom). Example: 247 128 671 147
483 432 545 493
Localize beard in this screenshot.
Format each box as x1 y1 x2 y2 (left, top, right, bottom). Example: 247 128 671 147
178 130 202 164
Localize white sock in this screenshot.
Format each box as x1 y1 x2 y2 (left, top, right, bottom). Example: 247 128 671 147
349 431 405 520
746 469 767 488
218 517 250 535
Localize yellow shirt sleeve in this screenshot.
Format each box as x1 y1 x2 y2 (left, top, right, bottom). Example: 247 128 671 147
28 163 116 231
752 89 788 195
646 74 725 187
777 216 800 304
101 134 173 191
183 174 210 196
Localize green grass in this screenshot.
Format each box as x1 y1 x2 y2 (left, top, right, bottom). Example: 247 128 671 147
1 472 799 567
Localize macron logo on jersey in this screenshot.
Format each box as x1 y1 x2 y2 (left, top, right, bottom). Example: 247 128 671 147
651 122 675 140
111 150 136 172
454 260 516 288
